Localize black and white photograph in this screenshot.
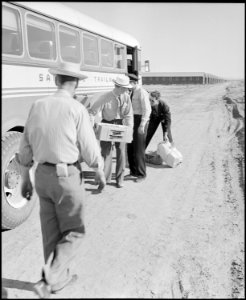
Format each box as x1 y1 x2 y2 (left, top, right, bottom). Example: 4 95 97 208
2 2 244 299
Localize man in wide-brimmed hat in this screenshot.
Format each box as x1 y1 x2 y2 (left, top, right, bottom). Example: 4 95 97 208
16 62 106 297
89 75 133 188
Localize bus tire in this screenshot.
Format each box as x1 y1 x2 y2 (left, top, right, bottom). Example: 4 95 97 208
2 131 37 230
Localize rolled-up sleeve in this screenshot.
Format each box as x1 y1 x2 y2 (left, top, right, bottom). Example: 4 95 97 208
140 89 151 128
77 105 104 171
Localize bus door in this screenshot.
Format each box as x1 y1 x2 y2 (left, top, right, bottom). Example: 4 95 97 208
127 46 141 77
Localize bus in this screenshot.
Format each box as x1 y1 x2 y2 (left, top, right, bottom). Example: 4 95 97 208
2 1 142 230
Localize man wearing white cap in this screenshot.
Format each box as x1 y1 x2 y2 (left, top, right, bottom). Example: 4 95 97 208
89 75 133 188
126 73 151 182
16 62 106 297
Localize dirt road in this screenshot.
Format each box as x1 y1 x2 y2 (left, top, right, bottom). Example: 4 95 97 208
2 82 244 298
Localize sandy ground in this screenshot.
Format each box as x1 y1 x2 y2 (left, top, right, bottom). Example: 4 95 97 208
2 81 244 299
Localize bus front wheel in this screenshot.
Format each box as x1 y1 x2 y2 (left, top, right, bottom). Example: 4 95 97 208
2 131 37 230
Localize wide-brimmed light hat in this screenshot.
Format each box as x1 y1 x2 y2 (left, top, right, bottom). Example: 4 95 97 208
49 62 87 80
112 75 132 88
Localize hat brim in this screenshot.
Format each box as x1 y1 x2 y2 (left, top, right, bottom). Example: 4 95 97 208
49 68 87 80
112 79 132 88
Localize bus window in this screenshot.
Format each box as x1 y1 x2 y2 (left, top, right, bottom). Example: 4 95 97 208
83 33 99 66
2 6 23 56
114 44 125 69
26 14 56 60
101 39 114 68
59 25 81 63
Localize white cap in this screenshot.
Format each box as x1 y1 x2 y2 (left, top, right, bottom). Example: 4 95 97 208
112 75 132 88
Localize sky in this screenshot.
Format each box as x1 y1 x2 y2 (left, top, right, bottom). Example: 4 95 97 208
64 2 244 80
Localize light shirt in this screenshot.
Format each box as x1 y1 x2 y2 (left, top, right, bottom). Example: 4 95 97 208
18 89 104 170
131 85 151 127
88 91 133 128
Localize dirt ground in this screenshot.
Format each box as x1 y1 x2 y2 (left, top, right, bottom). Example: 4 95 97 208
2 81 245 299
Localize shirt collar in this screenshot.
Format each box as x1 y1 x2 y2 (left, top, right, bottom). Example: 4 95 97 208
111 90 119 99
56 88 73 98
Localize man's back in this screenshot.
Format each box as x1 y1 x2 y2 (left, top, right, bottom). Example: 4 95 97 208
22 88 101 168
26 89 83 163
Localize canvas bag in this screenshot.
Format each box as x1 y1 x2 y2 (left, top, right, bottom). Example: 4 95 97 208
145 151 163 165
157 141 183 167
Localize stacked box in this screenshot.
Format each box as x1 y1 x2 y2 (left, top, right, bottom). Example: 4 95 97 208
96 123 133 143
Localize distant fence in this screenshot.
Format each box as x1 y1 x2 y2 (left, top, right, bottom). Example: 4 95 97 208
142 72 226 85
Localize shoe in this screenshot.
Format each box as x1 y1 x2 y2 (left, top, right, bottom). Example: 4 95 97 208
135 176 146 183
95 179 110 185
124 173 138 178
116 182 124 188
33 279 51 298
51 274 78 294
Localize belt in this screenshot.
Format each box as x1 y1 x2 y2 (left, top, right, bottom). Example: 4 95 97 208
42 162 78 167
102 119 123 125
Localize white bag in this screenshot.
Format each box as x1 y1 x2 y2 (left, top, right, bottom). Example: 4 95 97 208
157 141 183 168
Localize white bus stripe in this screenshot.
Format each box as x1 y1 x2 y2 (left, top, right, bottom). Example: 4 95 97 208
3 87 111 94
3 93 52 99
2 89 112 99
3 86 113 94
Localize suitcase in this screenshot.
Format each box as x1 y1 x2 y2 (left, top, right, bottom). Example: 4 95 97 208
157 141 183 168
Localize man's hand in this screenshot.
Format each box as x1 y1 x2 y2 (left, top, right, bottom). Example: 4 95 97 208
15 155 33 200
95 169 106 191
21 178 33 200
94 122 99 131
93 122 99 138
138 125 145 135
163 132 168 142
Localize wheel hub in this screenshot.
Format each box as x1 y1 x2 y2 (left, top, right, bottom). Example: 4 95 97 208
5 170 21 189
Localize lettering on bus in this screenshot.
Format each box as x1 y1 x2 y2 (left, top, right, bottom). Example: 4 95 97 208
39 74 52 82
94 76 113 82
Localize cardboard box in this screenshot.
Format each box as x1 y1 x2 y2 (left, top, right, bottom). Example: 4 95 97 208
96 123 133 143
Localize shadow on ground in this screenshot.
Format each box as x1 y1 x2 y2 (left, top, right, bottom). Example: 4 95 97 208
2 278 36 298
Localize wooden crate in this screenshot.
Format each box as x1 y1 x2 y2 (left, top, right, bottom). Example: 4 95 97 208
96 123 133 143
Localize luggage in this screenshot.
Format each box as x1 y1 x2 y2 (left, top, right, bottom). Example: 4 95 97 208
145 151 163 165
157 141 183 168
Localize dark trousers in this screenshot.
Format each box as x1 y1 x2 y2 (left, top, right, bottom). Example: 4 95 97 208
127 114 147 178
145 118 161 148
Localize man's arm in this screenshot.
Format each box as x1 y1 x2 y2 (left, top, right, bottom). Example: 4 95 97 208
139 89 151 134
160 101 171 132
77 105 104 169
121 93 133 129
16 108 34 200
88 94 105 126
160 101 173 143
77 105 106 190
